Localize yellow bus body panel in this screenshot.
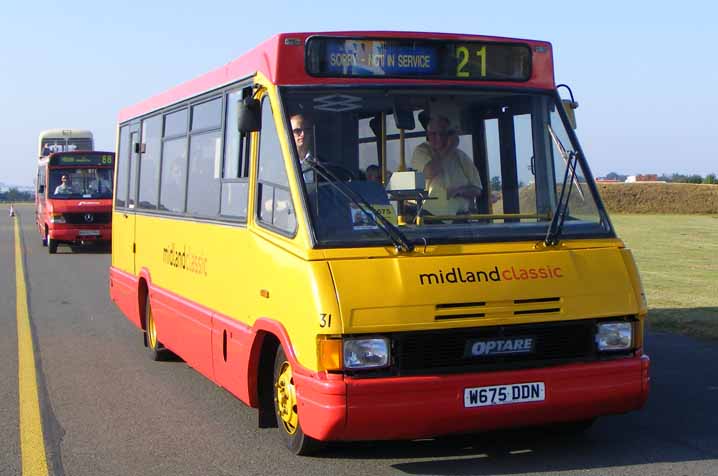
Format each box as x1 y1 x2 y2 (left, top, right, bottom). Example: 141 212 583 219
328 244 643 340
134 214 340 370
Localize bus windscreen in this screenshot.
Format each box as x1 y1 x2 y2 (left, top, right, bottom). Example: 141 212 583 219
306 37 531 81
49 167 113 199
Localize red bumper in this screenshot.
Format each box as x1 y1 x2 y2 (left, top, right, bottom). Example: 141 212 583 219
49 225 111 243
296 355 650 441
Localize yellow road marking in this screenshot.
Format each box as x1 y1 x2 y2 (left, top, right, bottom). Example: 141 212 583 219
14 218 50 476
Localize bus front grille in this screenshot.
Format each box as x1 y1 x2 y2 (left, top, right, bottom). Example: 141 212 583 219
391 319 630 375
62 212 111 224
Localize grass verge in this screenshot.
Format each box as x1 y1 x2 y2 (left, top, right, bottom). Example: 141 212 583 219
612 214 718 339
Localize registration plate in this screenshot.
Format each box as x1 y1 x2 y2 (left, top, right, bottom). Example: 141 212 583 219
464 382 545 408
78 230 100 236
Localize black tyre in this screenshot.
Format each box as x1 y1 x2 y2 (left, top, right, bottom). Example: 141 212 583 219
48 236 58 254
144 299 168 361
273 346 322 455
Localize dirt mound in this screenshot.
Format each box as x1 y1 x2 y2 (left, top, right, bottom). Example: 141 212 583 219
597 183 718 214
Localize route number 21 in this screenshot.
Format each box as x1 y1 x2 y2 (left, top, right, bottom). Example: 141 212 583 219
456 46 486 78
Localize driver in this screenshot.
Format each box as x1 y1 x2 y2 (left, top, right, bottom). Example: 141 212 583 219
290 113 318 182
54 175 72 194
291 113 356 183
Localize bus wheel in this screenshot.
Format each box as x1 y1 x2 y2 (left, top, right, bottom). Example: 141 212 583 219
145 300 167 361
273 346 321 455
48 237 58 254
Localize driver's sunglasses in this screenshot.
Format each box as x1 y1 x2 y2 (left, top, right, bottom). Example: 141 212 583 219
292 127 312 136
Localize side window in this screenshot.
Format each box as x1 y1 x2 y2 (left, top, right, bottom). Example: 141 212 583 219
256 97 296 233
115 126 129 207
164 108 188 137
221 88 251 219
159 138 188 213
138 115 162 209
159 109 189 213
36 168 45 194
187 97 222 216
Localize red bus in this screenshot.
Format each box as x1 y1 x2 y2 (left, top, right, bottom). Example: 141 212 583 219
36 137 115 253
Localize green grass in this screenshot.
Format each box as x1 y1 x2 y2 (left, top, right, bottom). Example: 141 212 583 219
611 214 718 339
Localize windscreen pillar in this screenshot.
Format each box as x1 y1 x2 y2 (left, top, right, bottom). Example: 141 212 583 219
498 110 519 219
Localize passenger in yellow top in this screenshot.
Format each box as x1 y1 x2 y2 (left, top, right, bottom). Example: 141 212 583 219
410 115 483 216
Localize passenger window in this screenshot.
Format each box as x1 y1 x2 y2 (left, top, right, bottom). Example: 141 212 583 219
159 137 188 213
115 126 130 208
164 108 188 137
191 97 222 131
186 130 222 216
257 97 296 233
138 115 162 209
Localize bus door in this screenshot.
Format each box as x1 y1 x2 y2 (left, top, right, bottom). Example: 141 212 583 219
113 123 140 274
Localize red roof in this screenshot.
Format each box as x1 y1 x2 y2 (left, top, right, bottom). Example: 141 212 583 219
119 31 555 123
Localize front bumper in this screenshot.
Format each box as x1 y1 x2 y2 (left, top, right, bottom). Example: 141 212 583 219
295 354 650 441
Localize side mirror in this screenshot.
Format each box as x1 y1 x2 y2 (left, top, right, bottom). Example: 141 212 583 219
562 99 578 129
237 97 261 133
38 184 45 194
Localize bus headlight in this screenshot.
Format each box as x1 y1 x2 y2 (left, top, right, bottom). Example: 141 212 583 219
344 337 390 369
50 213 66 224
595 322 632 351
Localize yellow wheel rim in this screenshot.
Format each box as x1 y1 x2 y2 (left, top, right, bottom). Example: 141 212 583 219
147 306 157 350
275 360 299 435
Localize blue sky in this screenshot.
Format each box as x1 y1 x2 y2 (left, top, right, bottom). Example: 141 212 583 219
1 0 715 185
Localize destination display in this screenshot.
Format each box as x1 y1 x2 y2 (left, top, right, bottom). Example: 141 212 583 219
50 153 114 166
306 37 531 81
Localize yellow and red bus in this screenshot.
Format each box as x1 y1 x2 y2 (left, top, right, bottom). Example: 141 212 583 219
35 129 114 253
110 31 649 454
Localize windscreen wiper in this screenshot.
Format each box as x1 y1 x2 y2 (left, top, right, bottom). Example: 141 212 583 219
544 124 580 246
303 159 414 253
